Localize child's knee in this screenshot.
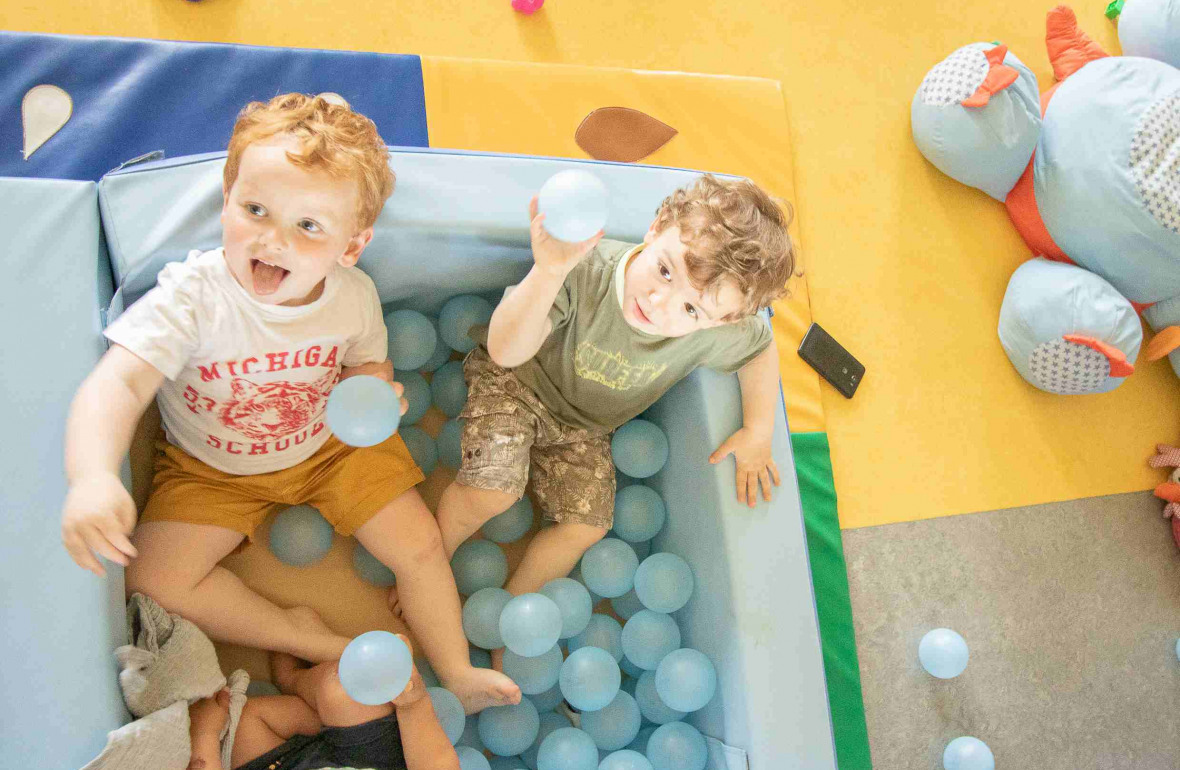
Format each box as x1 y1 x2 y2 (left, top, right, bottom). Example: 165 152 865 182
313 663 393 725
454 484 518 522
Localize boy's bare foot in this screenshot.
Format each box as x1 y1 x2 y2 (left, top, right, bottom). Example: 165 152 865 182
269 651 309 695
442 666 522 715
385 586 405 619
285 605 350 662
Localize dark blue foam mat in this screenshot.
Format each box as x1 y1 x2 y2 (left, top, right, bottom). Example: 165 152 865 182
1 32 428 181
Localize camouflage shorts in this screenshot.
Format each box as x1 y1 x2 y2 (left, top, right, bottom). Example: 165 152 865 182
456 348 616 529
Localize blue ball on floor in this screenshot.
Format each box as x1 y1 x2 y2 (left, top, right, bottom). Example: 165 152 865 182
522 710 572 769
268 505 334 567
437 418 464 469
621 610 680 671
919 628 969 679
579 690 641 751
500 593 563 658
646 722 708 770
537 170 610 243
503 643 563 695
610 420 668 479
610 590 645 622
634 553 694 614
395 370 431 426
470 647 493 669
386 309 439 371
326 374 401 447
600 749 653 770
626 725 657 755
654 648 716 713
427 686 466 744
568 613 623 662
483 496 535 543
419 320 453 372
537 726 599 770
488 757 529 770
398 425 438 476
457 745 493 770
462 587 513 650
559 646 621 712
580 538 640 599
942 736 995 770
338 631 412 706
440 294 494 353
432 360 469 418
451 539 509 595
352 542 397 586
527 682 565 714
633 670 685 725
479 699 541 757
539 577 593 639
458 717 486 753
611 485 667 542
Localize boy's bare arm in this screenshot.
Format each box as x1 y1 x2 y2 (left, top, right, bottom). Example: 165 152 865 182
710 343 783 507
487 196 602 368
394 686 460 770
61 344 165 575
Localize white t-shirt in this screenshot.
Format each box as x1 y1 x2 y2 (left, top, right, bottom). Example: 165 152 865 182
104 248 389 475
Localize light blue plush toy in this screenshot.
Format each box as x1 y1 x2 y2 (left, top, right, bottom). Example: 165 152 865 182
911 6 1180 394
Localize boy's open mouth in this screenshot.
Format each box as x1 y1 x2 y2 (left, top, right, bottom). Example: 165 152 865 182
634 298 652 326
251 258 289 295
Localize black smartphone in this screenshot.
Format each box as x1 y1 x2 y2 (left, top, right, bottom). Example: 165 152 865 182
797 322 864 398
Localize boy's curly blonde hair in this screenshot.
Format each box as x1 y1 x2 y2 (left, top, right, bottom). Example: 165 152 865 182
652 174 795 320
223 93 395 231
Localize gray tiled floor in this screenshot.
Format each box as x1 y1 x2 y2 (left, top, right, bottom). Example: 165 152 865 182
843 492 1180 769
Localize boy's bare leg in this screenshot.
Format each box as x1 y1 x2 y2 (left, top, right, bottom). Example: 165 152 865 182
271 653 394 727
387 482 516 616
229 694 322 769
126 521 350 662
488 521 607 671
356 487 521 714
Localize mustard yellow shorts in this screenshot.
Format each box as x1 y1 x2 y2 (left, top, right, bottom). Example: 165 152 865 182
140 432 425 542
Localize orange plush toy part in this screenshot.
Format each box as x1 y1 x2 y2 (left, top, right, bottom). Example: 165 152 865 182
1148 443 1180 549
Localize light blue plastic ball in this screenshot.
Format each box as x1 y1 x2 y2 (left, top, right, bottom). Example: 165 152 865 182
501 593 564 658
628 539 652 561
540 577 594 639
621 611 681 671
431 360 469 418
440 295 494 353
610 420 668 479
504 643 564 695
326 374 401 447
452 539 509 595
633 671 685 725
527 682 565 714
484 496 535 543
568 613 624 662
480 699 541 757
245 680 280 697
419 317 453 372
538 727 599 770
580 691 641 751
919 628 970 679
459 717 487 753
537 170 610 243
569 563 603 606
1175 638 1180 662
398 424 438 476
470 647 493 669
646 722 707 770
438 418 464 469
942 736 995 770
395 370 431 426
620 656 644 680
352 542 397 586
611 486 666 543
386 309 439 371
338 631 413 706
268 505 334 567
427 686 466 744
489 757 529 770
559 647 621 712
634 553 694 614
611 591 645 622
600 749 654 770
654 649 716 713
581 539 640 599
463 587 513 650
457 745 493 770
522 711 573 770
625 725 657 754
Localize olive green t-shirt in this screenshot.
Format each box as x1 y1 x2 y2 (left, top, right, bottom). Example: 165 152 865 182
506 239 773 432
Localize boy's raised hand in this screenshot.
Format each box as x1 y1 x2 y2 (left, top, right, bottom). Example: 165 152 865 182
61 472 139 577
528 196 604 278
709 426 782 508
